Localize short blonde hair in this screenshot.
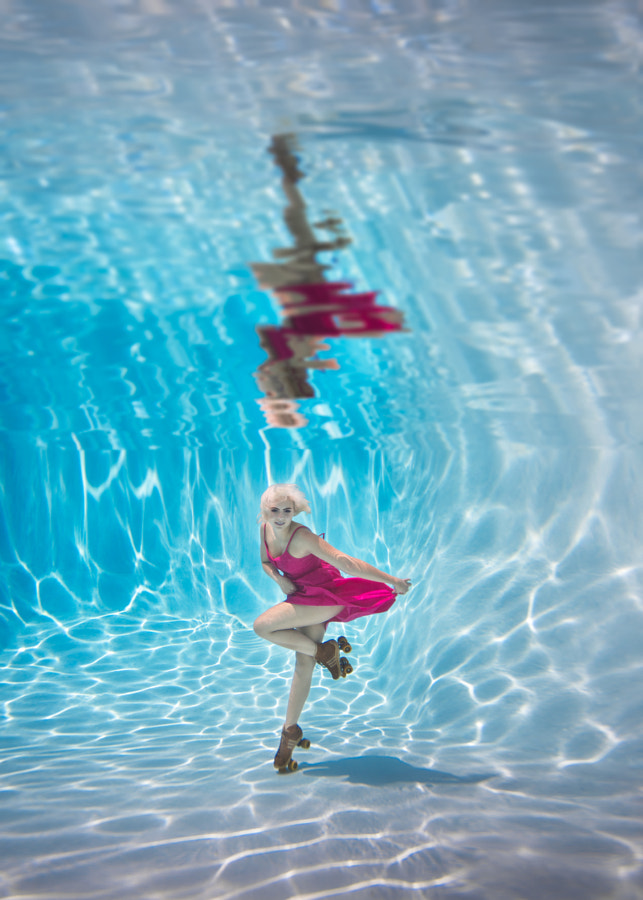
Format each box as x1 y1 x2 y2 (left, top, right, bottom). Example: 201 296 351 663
259 483 311 523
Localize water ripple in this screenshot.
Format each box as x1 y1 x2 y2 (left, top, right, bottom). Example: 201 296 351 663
1 0 643 898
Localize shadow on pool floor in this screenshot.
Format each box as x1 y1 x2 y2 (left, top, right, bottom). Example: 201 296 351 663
298 755 497 786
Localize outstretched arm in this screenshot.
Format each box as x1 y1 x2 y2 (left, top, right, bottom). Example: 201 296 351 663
293 530 411 594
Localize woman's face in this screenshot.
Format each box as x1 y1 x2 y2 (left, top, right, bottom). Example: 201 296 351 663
265 499 295 531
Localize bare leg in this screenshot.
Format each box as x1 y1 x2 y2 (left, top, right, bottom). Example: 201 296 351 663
253 601 344 655
284 623 327 729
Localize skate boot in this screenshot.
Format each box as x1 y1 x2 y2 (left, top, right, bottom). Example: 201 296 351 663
273 724 311 773
314 639 353 680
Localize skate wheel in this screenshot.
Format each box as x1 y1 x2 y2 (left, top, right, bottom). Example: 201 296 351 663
340 657 353 677
338 636 352 653
298 738 311 749
288 759 298 772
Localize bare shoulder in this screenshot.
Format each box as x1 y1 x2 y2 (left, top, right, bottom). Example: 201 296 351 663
288 525 316 556
291 528 349 566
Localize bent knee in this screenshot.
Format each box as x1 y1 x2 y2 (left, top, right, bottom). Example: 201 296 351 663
253 614 270 639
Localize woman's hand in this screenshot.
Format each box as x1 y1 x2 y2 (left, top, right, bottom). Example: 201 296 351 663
279 576 298 595
392 578 412 595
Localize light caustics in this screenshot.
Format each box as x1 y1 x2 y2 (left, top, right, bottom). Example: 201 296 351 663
0 1 642 899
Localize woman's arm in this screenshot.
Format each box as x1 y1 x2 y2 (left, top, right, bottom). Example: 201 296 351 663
292 530 411 594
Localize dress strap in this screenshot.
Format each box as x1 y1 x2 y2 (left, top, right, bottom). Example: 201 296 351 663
283 525 305 555
264 523 305 559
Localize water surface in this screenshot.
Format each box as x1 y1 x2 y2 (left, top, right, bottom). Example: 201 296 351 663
1 1 642 897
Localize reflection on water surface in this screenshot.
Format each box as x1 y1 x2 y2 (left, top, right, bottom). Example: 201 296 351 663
251 133 406 428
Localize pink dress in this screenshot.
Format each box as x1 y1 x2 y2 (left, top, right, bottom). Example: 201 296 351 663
264 525 397 624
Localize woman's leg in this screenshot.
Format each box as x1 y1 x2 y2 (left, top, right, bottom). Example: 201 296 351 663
253 601 344 655
284 622 326 729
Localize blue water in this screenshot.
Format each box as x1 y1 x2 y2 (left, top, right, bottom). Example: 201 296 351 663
1 1 642 898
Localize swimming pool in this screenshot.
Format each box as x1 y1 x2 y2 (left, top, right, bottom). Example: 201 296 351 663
1 1 642 897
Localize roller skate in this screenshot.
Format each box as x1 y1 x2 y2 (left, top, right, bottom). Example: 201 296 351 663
273 724 311 774
314 637 353 680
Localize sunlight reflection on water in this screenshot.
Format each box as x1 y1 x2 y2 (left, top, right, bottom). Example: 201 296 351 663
1 0 642 898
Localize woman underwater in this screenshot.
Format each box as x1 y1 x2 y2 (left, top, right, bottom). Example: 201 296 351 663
254 483 411 772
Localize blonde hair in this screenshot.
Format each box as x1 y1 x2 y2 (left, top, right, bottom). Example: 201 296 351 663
258 483 311 523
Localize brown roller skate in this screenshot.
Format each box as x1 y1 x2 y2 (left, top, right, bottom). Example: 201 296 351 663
314 638 353 680
273 724 311 773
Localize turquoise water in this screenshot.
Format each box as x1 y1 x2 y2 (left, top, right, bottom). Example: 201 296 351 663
1 1 642 898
